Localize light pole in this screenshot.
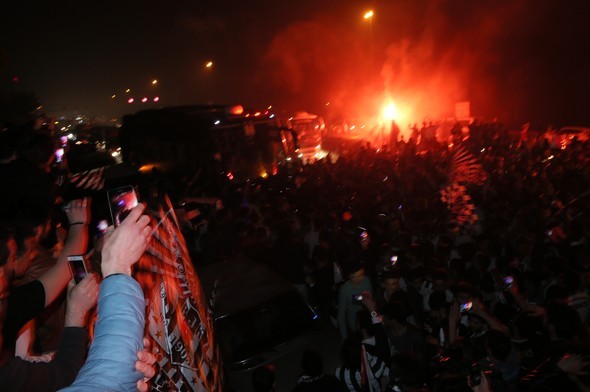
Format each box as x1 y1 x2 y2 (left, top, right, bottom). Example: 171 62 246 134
363 10 375 73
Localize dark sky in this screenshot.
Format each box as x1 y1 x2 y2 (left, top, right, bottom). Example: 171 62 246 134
1 0 589 127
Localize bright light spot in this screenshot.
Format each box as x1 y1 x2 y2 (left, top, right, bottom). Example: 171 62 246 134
548 155 554 160
125 88 131 93
128 98 134 104
214 120 221 125
297 153 303 158
382 101 399 121
254 112 261 117
326 102 330 106
269 114 275 118
229 105 244 115
152 79 158 85
141 97 148 103
67 133 74 139
267 105 272 110
54 121 59 125
153 96 160 102
315 144 321 149
364 10 374 19
350 125 356 130
260 171 268 179
36 106 43 110
111 94 116 99
61 127 66 131
111 151 120 157
480 148 486 153
205 61 213 68
226 172 234 180
138 164 160 173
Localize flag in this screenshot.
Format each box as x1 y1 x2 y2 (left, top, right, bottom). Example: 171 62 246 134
70 166 106 190
449 145 487 185
441 183 478 227
136 196 223 392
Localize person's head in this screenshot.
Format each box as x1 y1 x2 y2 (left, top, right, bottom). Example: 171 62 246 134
300 349 324 377
19 131 57 173
381 270 401 295
467 314 487 334
340 337 362 371
346 262 366 286
432 267 449 292
6 206 52 277
453 281 475 306
485 330 512 362
356 309 375 337
385 300 409 326
408 266 425 292
429 291 450 323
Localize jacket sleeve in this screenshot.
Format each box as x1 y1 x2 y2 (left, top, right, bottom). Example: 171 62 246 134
59 274 145 392
0 327 87 392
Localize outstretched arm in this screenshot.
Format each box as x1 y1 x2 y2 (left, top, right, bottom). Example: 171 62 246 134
60 203 151 392
39 199 90 307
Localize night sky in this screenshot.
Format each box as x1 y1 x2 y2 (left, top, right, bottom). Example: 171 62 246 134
1 0 589 128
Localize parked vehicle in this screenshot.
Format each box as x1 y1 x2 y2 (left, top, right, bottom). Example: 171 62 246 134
196 259 341 391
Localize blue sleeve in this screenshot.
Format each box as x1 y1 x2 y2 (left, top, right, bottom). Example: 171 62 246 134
59 274 145 392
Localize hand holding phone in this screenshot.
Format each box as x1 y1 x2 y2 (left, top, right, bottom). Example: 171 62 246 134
460 301 473 313
67 255 88 284
503 276 514 289
108 185 139 226
352 294 363 304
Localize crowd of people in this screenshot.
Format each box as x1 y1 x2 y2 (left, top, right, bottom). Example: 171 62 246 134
0 116 589 392
176 123 590 391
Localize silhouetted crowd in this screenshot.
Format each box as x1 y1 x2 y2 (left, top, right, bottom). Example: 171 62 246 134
178 124 590 391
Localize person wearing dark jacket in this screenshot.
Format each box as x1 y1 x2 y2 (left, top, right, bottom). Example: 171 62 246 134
292 349 346 392
0 274 99 391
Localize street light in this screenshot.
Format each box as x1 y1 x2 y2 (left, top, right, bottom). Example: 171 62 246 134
152 79 158 85
205 61 213 68
363 10 375 72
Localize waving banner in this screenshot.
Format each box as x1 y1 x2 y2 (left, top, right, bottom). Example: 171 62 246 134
136 196 222 391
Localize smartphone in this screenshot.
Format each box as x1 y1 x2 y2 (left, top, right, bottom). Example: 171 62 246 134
67 255 88 284
390 255 398 265
352 294 363 304
460 301 473 313
107 185 139 226
359 230 369 242
504 276 514 289
96 219 109 236
55 148 64 163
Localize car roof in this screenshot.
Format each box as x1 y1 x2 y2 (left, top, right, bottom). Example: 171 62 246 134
196 259 293 318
